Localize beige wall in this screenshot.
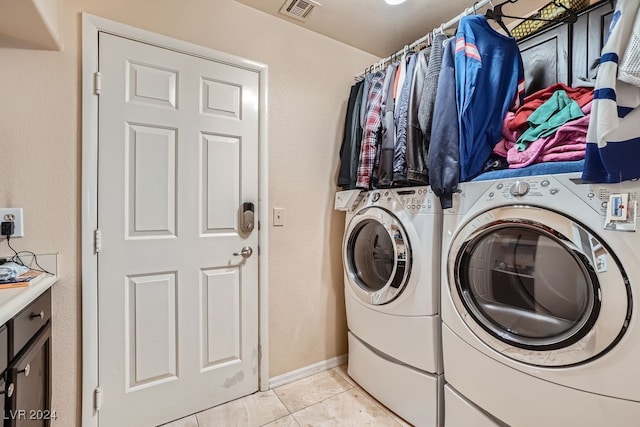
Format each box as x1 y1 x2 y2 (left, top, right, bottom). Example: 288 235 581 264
0 0 377 425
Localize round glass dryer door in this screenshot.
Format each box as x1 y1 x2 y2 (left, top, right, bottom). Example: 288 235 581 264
448 206 631 367
344 207 411 305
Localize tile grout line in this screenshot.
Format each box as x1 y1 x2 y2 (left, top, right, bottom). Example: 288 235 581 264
345 387 407 426
288 386 403 426
256 389 301 427
271 387 295 414
271 368 356 414
288 386 355 419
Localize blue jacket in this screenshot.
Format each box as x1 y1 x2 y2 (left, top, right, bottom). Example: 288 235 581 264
455 15 524 181
428 38 459 209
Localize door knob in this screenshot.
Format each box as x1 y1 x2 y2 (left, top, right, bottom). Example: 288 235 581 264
233 246 253 258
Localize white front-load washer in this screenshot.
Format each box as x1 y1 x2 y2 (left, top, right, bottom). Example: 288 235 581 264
441 173 640 426
341 186 442 426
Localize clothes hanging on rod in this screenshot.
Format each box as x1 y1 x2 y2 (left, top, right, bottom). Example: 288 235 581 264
393 53 418 185
427 38 460 209
341 0 596 197
339 40 450 191
376 62 400 187
356 70 386 189
412 32 448 184
337 80 364 190
456 14 525 181
425 13 525 207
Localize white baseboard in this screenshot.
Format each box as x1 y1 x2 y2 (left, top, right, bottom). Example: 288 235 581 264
268 354 348 389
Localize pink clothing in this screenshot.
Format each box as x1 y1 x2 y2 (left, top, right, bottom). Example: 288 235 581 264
493 111 518 157
494 102 592 168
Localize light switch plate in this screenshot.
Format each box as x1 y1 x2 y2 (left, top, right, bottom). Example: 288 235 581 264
0 208 24 237
273 208 284 226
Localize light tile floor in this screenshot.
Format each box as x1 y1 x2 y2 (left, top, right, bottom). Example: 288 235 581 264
160 365 413 427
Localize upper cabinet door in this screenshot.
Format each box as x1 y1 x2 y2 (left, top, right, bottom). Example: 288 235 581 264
571 0 615 86
518 23 570 96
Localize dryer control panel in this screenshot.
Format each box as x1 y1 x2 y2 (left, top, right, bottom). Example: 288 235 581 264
395 187 436 214
362 187 440 214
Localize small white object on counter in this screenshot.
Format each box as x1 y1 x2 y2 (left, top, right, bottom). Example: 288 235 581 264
0 253 58 325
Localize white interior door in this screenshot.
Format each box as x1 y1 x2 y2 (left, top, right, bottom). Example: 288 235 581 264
97 32 260 427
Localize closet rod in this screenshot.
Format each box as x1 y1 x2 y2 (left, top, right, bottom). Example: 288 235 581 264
355 0 493 80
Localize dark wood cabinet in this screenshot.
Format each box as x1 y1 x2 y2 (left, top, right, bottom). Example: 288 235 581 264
2 290 52 427
519 23 571 95
0 325 7 425
571 0 615 86
6 326 51 427
518 0 615 94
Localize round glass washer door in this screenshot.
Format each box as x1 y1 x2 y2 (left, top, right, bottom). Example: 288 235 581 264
448 205 631 367
344 207 412 305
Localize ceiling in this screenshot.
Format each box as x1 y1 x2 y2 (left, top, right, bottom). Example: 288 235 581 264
234 0 489 57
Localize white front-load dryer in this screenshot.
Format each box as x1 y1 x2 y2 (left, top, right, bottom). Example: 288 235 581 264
343 186 443 427
441 174 640 426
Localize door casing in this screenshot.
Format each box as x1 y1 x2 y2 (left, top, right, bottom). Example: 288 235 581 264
81 14 269 427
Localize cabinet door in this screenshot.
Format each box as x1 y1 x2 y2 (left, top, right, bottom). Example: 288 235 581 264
6 324 51 427
0 377 5 427
518 23 570 96
571 0 615 86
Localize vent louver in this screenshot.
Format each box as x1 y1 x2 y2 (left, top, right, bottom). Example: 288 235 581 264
278 0 320 22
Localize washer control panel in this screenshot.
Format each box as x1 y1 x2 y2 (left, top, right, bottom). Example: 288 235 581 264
488 178 546 201
483 176 609 215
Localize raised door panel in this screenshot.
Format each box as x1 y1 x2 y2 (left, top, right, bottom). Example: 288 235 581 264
518 24 570 96
126 273 178 391
587 1 615 79
201 268 241 370
126 123 177 238
571 0 615 86
201 134 240 234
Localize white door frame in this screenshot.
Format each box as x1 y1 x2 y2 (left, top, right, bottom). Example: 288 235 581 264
81 14 269 427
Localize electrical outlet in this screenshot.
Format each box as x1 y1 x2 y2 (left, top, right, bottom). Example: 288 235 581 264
273 207 285 226
0 208 24 237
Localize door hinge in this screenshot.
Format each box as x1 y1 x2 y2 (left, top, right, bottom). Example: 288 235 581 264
94 72 102 95
94 229 102 254
94 387 103 411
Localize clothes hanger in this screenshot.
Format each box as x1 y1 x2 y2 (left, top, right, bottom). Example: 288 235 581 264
485 0 579 38
494 0 578 23
484 0 517 36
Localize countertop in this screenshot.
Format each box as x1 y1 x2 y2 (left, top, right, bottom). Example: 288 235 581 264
0 253 59 325
0 273 58 326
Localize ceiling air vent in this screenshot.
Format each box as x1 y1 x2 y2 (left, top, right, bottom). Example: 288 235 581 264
279 0 320 22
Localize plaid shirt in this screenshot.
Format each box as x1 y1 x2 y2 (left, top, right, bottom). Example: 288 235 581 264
356 71 386 189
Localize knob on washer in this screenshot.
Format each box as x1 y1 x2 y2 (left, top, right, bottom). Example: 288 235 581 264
510 181 530 197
